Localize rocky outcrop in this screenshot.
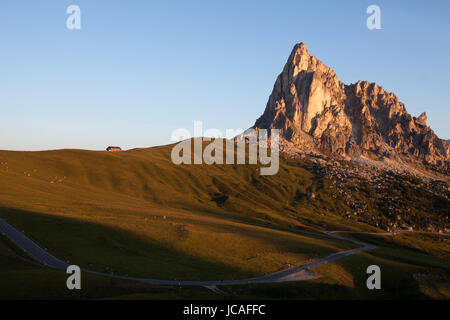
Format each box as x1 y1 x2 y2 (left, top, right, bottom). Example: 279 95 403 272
416 112 427 126
254 43 450 168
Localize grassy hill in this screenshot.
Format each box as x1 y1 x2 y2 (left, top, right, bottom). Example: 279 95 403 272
0 140 448 299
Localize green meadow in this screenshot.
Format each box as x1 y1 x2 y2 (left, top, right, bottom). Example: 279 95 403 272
0 141 448 299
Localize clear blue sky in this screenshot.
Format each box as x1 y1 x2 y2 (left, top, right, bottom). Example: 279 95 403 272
1 0 449 150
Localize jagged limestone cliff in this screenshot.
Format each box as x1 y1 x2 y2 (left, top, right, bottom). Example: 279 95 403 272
254 43 449 168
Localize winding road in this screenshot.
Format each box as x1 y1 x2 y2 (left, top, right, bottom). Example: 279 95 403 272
0 217 443 286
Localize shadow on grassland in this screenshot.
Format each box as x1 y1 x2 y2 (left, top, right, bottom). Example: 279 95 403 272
0 207 256 282
0 233 217 300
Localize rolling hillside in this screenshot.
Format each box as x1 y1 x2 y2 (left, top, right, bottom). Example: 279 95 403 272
0 141 364 280
0 140 449 299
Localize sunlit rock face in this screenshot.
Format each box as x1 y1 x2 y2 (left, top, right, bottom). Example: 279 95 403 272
254 43 449 167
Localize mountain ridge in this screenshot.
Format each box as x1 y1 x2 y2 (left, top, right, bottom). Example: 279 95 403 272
253 43 449 171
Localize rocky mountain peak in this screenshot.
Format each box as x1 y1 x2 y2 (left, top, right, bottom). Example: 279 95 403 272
284 42 338 80
287 42 310 73
254 43 449 170
416 112 427 126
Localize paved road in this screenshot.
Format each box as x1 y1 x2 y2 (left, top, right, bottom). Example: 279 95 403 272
0 218 446 286
0 218 69 269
